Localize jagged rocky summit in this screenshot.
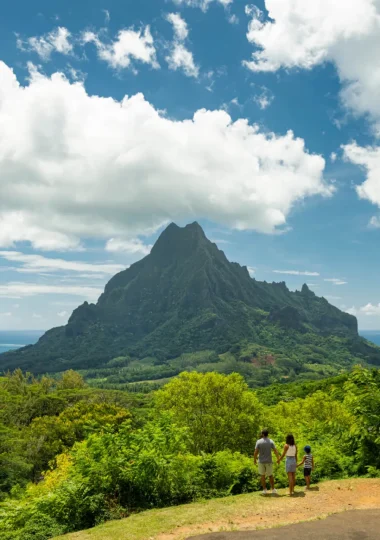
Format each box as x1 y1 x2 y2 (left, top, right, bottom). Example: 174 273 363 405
1 222 378 374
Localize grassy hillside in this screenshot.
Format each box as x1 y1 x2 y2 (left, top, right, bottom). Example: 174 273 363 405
78 330 380 392
55 479 380 540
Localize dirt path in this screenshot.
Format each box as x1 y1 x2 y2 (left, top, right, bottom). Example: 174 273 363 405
190 510 380 539
57 479 380 540
158 479 380 540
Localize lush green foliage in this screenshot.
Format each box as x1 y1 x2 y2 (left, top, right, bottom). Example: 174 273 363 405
154 372 263 453
1 367 380 540
76 329 379 392
0 370 149 500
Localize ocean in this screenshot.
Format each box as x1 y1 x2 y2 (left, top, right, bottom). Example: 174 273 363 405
0 330 44 354
360 331 380 347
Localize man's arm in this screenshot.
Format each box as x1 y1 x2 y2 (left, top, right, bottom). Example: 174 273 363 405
253 448 259 465
272 442 280 461
276 444 286 464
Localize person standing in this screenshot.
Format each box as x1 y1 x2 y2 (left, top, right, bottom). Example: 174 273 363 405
254 428 280 495
277 434 297 496
297 445 314 490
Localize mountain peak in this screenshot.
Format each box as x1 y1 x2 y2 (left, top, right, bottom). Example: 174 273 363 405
150 221 207 262
301 283 314 296
1 221 371 377
185 221 203 231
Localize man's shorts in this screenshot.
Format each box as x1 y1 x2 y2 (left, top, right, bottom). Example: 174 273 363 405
258 462 273 476
304 467 312 477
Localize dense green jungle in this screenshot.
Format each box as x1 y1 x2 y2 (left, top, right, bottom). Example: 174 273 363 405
1 366 380 539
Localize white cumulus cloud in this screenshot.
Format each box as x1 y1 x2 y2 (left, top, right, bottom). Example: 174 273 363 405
241 1 380 216
0 61 332 250
0 212 80 250
166 13 189 41
360 303 380 316
243 0 380 127
17 27 73 61
166 13 199 78
82 26 159 70
343 143 380 222
347 303 380 317
105 238 152 255
166 43 199 77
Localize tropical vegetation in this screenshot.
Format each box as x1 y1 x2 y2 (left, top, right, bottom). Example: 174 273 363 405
1 366 380 540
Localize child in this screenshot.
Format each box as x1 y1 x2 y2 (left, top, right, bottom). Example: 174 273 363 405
297 445 314 490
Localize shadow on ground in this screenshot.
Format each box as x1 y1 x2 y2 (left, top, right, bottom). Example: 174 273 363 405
262 491 305 498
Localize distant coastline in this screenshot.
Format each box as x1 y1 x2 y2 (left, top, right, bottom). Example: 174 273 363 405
360 331 380 346
0 330 44 354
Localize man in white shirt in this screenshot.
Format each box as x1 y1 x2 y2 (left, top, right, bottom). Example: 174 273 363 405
254 428 280 495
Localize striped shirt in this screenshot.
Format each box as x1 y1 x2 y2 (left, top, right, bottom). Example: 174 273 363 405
304 454 313 468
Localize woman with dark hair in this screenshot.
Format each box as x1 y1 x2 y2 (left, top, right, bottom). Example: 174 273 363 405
277 434 297 495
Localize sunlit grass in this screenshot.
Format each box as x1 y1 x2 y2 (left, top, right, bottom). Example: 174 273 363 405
55 478 380 540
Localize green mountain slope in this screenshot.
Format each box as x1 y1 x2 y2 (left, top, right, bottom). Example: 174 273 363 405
1 222 379 382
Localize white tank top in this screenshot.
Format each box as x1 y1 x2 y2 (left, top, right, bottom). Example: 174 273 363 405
286 445 296 457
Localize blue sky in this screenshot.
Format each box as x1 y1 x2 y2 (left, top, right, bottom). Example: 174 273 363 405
1 0 380 330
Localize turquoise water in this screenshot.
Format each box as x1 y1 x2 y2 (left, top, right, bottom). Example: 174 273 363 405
0 331 44 354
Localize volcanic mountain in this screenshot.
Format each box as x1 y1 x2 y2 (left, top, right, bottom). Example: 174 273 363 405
1 222 379 377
